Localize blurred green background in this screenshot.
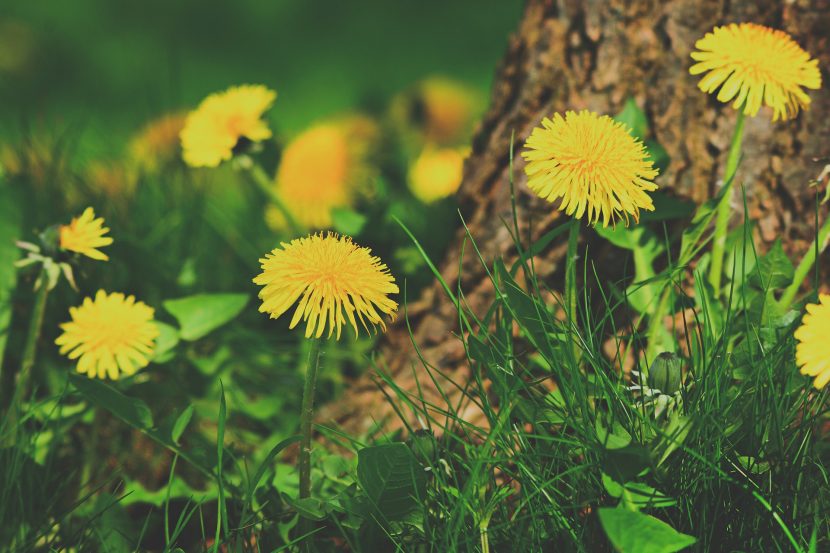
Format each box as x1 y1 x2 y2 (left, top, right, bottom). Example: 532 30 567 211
1 0 521 151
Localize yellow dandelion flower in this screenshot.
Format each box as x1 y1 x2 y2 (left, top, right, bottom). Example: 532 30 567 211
253 233 398 340
522 110 658 226
56 290 159 380
419 77 477 144
408 145 467 204
795 294 830 390
180 84 276 168
59 207 113 261
129 112 187 172
690 23 821 121
268 116 378 230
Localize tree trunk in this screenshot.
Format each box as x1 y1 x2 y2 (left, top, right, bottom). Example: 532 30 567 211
319 0 830 435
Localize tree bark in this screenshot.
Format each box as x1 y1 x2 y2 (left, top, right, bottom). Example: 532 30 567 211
320 0 830 435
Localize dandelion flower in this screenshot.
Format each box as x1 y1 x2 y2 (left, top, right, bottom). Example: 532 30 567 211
408 146 466 203
59 207 113 261
180 84 276 168
690 23 821 121
795 294 830 390
56 290 159 380
268 116 377 230
253 233 398 339
522 110 658 226
130 112 187 172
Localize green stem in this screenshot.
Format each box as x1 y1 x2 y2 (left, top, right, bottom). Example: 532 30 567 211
645 285 672 371
299 340 322 500
565 221 580 360
777 213 830 310
18 269 50 401
239 158 303 236
708 109 746 297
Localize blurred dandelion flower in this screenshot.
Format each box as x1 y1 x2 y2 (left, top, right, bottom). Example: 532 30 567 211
180 84 276 168
418 77 476 144
59 207 113 261
690 23 821 121
268 116 377 230
408 145 466 204
522 110 658 226
253 233 398 339
795 294 830 390
56 290 159 380
129 112 187 172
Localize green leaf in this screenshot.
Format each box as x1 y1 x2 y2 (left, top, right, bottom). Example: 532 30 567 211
331 207 368 236
644 139 670 174
748 240 794 291
152 321 180 363
171 404 194 444
69 374 153 429
596 418 632 450
0 179 21 365
594 225 664 314
678 178 732 268
163 293 248 341
357 443 427 521
598 508 696 553
495 259 557 355
615 98 648 139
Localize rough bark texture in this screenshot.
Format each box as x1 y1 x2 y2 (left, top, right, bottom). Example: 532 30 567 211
319 0 830 435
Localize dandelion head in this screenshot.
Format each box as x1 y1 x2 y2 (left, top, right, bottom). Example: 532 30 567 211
130 112 187 172
56 290 159 380
418 77 476 144
408 146 466 204
253 233 398 340
269 117 377 230
59 207 113 261
795 294 830 390
180 84 276 168
690 23 821 121
522 110 658 227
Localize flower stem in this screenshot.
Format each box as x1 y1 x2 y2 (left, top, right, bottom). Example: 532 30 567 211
565 220 580 360
19 268 50 400
708 109 746 297
777 212 830 311
239 158 303 236
299 340 322 500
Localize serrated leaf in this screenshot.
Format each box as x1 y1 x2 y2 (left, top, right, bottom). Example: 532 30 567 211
599 508 696 553
69 374 153 429
357 443 427 521
163 293 248 341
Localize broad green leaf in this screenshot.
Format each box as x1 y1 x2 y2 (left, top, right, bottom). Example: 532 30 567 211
121 478 218 507
331 207 368 236
645 139 670 174
282 494 327 521
0 179 21 365
357 443 427 521
163 293 248 341
599 508 696 553
596 418 632 450
152 321 180 363
70 374 153 429
748 240 794 291
615 98 648 139
595 225 664 314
